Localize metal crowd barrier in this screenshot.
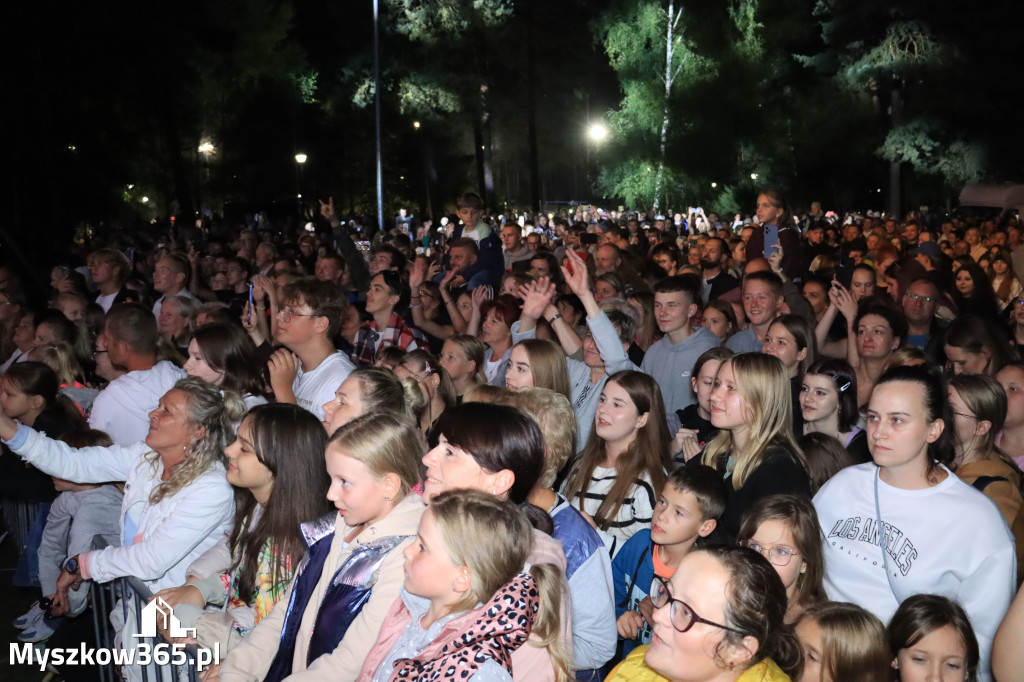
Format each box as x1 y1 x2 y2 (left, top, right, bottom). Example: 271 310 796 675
1 497 39 560
89 536 203 682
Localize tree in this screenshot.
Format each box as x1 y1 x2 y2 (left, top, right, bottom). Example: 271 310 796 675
595 0 712 211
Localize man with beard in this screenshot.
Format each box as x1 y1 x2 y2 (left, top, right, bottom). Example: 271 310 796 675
699 237 739 302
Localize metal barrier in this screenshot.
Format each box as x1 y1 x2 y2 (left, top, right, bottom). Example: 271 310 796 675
1 497 39 560
88 536 204 682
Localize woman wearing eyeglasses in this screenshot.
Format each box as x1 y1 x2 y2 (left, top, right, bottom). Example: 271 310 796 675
605 546 802 682
813 364 1015 680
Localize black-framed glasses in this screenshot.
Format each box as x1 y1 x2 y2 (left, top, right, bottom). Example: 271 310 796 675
650 576 744 634
742 539 800 566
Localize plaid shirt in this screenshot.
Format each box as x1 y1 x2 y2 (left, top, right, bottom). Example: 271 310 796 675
350 312 424 366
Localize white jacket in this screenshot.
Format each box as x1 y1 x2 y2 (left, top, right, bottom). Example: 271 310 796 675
6 424 235 592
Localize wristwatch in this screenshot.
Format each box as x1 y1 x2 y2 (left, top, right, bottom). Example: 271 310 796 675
63 555 80 575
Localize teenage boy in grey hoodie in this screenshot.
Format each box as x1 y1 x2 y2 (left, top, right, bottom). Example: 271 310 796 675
641 275 719 433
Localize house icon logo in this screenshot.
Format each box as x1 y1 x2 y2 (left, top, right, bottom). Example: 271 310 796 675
134 597 197 639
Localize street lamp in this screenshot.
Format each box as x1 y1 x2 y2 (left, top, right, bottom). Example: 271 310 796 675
198 141 215 156
295 153 307 199
587 123 609 142
413 121 421 129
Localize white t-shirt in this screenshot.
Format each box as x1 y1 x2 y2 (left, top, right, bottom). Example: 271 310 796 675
814 462 1015 681
96 292 118 313
293 351 355 420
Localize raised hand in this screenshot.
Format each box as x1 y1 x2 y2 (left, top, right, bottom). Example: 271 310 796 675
830 280 857 321
471 284 492 309
560 249 590 296
319 197 339 225
409 259 427 289
519 277 556 321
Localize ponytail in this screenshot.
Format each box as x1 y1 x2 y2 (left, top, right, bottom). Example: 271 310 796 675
528 562 572 682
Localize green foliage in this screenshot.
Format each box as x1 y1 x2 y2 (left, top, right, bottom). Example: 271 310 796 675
295 72 319 104
387 0 513 42
597 158 696 212
878 119 983 189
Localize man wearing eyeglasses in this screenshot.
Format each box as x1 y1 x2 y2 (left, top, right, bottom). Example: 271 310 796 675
902 277 947 362
269 279 354 420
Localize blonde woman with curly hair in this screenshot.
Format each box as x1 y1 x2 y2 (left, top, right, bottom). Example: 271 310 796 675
0 377 243 681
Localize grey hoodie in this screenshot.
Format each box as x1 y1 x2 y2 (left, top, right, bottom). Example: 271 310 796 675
640 325 720 433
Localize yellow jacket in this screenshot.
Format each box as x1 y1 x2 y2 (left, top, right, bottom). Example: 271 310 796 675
604 644 791 682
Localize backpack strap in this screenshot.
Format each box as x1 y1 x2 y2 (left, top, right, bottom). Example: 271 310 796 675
972 475 1008 493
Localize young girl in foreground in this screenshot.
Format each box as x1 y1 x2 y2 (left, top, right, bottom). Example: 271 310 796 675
213 413 425 682
357 490 569 682
794 601 889 682
888 594 979 682
737 494 826 624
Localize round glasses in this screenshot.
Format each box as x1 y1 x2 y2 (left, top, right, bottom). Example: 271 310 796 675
742 539 800 566
649 576 743 634
277 306 315 322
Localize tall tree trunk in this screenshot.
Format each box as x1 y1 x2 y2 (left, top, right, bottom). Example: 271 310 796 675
653 0 679 213
887 80 903 218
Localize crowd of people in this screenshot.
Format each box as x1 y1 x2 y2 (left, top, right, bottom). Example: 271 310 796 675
3 188 1024 682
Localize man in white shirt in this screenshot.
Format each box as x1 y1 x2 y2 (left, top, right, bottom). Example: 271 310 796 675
151 252 198 318
89 303 186 445
88 249 136 313
268 279 354 420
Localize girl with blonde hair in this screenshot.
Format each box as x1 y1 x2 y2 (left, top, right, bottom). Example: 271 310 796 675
438 334 487 403
321 366 422 435
794 602 890 682
395 349 455 447
701 353 810 542
215 413 426 682
504 338 571 402
358 491 571 682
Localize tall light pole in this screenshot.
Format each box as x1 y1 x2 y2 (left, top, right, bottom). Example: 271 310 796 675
373 0 385 232
295 153 307 209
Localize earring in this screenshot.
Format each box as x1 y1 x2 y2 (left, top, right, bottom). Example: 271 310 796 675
384 495 391 501
451 584 457 592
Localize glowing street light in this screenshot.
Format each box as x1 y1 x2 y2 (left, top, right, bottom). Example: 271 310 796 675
750 173 759 181
141 196 150 203
413 121 421 129
198 141 215 155
587 123 609 142
294 153 308 164
711 182 718 188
